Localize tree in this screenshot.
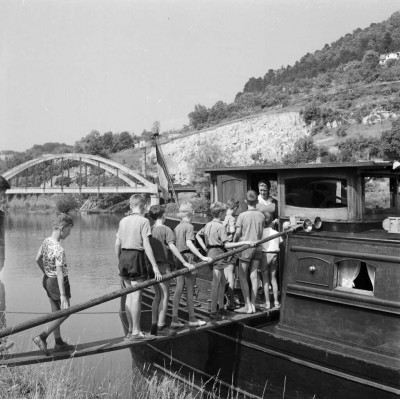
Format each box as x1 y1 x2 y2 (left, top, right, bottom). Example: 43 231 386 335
74 130 107 156
338 136 381 161
381 32 392 53
302 103 321 125
208 101 228 123
282 136 319 164
188 104 209 130
101 132 114 150
381 119 400 160
362 50 379 69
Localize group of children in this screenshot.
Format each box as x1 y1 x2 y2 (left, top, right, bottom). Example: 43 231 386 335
33 189 282 355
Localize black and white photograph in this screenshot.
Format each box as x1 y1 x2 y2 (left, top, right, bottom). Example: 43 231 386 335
0 0 399 397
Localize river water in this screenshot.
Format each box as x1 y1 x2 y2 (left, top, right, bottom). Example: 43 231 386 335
0 212 136 390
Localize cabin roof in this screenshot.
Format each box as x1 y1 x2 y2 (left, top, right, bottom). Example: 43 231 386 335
204 161 397 174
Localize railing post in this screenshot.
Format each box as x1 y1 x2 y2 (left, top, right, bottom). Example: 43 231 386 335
79 158 82 195
61 158 64 192
97 161 100 195
116 169 119 192
50 161 53 187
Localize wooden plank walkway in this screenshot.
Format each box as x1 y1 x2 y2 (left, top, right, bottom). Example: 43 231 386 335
0 310 273 367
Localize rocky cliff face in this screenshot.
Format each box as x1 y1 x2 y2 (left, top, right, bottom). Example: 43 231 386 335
150 111 310 184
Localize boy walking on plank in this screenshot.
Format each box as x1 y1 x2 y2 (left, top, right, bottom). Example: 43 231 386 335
33 212 75 355
148 205 195 336
234 191 265 314
115 195 162 341
196 202 253 319
171 202 212 328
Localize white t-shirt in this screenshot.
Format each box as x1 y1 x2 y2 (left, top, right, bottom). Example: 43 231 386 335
260 227 282 253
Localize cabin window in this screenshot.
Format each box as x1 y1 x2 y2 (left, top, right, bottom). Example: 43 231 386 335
363 176 398 217
285 177 347 208
336 259 375 293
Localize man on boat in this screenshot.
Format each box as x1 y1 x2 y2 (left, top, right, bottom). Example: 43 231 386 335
257 180 278 228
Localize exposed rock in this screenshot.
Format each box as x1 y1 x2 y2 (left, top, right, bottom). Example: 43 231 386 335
149 112 310 184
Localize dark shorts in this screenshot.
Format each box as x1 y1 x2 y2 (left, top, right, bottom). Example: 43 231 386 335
174 252 195 270
148 262 172 279
238 245 263 263
259 252 278 273
42 275 71 308
208 247 228 271
119 249 147 281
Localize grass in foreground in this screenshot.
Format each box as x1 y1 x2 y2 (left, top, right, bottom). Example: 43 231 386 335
0 361 252 399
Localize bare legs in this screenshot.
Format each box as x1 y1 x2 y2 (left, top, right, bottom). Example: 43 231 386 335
124 279 143 335
152 281 170 327
249 261 260 310
172 273 201 323
236 261 251 313
261 269 271 308
271 269 279 306
211 269 227 314
224 264 235 308
235 260 259 314
261 254 279 308
41 297 69 340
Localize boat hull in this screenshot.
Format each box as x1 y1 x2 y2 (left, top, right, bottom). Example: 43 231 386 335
129 290 400 399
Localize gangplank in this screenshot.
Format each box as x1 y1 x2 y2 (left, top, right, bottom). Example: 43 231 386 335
0 310 275 367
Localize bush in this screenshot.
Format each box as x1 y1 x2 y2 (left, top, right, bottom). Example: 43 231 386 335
282 136 318 164
338 136 381 161
381 118 400 160
55 194 78 213
336 126 348 137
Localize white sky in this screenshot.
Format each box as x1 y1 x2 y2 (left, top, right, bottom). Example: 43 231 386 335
1 0 399 151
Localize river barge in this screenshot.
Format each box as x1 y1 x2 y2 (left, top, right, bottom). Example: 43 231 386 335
130 162 400 399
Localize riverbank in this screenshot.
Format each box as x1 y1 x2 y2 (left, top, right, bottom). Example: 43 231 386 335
0 361 199 399
0 193 209 214
0 194 130 214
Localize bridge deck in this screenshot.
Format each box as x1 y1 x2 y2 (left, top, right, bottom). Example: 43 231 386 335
6 187 155 194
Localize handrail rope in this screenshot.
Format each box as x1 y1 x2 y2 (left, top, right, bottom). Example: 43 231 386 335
0 226 300 339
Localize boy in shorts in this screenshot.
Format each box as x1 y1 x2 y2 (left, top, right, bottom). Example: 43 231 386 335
234 190 265 314
171 202 212 328
33 212 75 355
260 211 283 309
115 195 162 341
148 205 195 336
222 199 239 310
196 202 253 319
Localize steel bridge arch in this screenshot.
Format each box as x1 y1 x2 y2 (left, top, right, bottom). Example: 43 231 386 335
2 153 158 193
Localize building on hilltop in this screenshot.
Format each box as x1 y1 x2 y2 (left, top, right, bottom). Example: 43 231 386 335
379 51 400 65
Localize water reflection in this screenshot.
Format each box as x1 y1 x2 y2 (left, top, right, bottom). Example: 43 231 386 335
0 212 14 352
2 212 131 380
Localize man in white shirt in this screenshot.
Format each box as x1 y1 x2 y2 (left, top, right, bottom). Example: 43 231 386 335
257 180 278 227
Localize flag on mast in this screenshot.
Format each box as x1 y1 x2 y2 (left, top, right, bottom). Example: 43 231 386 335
155 142 170 200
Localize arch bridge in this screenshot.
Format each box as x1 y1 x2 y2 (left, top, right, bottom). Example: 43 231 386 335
1 153 158 202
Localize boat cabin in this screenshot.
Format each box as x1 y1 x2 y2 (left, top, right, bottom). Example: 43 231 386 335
205 162 400 365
